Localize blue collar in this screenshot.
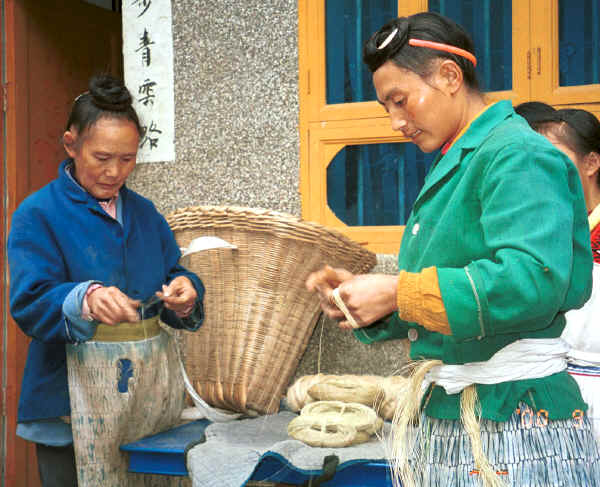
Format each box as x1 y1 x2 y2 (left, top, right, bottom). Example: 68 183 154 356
58 158 127 206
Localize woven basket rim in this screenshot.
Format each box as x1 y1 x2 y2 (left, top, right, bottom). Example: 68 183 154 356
166 205 376 265
168 205 378 415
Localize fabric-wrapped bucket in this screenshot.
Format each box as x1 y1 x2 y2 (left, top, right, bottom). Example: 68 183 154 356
166 206 377 416
66 318 187 486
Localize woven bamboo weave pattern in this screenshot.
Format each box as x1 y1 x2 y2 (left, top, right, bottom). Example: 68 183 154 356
166 206 377 415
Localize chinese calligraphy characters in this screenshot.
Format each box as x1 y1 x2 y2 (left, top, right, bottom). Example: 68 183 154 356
124 0 175 162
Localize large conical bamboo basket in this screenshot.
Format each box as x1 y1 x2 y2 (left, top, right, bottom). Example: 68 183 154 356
166 206 377 415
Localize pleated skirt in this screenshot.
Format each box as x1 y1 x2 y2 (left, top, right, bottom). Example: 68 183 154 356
408 403 600 486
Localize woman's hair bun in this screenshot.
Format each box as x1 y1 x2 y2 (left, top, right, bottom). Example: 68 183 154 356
65 74 142 135
363 12 479 90
89 74 132 112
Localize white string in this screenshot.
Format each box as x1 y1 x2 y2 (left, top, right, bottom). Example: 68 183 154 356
317 313 326 374
331 288 359 329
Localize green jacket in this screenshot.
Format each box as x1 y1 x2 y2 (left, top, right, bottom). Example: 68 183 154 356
355 101 593 421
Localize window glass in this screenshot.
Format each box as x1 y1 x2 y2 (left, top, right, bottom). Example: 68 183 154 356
559 0 600 87
327 143 436 226
429 0 512 92
325 0 397 104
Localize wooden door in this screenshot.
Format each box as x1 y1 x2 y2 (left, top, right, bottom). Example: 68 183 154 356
1 1 122 485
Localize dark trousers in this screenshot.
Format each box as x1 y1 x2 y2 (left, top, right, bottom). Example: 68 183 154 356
36 443 78 487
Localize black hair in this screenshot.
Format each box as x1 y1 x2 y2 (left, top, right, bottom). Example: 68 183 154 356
65 74 142 138
363 12 479 90
514 101 556 131
518 103 600 187
517 104 600 160
551 109 600 160
549 109 600 188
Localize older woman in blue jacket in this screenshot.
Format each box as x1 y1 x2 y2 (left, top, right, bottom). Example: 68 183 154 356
7 74 204 486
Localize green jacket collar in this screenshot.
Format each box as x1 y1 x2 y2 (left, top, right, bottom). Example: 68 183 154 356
447 100 514 152
415 100 515 209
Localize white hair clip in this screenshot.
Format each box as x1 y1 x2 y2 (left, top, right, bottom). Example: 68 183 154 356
377 28 398 50
74 91 89 103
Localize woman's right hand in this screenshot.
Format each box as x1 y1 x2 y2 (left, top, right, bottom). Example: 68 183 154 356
87 286 140 325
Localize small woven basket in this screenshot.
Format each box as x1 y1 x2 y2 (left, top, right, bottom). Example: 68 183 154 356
166 206 376 415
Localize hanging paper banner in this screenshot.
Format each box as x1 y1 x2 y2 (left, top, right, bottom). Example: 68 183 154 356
122 0 175 163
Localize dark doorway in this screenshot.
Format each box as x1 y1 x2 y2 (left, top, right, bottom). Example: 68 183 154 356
1 1 122 484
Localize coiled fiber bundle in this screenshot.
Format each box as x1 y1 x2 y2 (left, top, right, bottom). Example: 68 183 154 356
286 374 410 420
166 206 376 415
288 401 382 447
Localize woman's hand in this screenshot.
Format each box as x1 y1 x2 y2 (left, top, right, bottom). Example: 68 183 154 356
306 265 354 322
306 265 398 330
156 276 197 316
87 286 140 325
334 273 398 329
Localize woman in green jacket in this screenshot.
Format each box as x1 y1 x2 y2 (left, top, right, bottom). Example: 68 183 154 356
307 12 599 487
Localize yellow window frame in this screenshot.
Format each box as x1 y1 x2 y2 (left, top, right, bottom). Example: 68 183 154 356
299 0 598 254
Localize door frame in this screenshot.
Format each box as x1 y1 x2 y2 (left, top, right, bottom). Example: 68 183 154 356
2 1 123 484
2 0 37 484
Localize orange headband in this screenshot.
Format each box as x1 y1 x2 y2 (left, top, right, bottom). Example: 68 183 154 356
409 38 477 67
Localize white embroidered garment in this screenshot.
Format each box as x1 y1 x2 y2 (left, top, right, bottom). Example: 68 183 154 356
562 263 600 362
563 255 600 442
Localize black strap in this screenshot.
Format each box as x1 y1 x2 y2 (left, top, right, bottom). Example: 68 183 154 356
301 454 340 486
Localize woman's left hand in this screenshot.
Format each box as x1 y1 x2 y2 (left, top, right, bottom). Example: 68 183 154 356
307 265 399 330
156 276 197 316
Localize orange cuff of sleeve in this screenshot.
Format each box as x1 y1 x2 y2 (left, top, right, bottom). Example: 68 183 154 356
396 266 451 335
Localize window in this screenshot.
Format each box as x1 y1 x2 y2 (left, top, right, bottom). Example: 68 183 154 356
327 143 436 227
82 0 121 12
558 0 600 87
429 0 512 92
299 0 600 253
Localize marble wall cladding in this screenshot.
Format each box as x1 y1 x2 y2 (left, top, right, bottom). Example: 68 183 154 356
293 315 410 379
294 254 410 380
126 0 301 217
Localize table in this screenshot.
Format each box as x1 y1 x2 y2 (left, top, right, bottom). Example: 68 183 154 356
120 420 394 486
